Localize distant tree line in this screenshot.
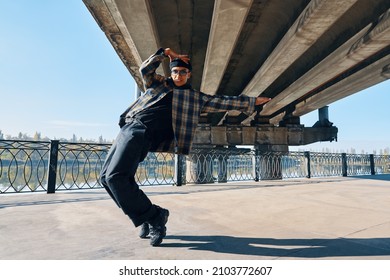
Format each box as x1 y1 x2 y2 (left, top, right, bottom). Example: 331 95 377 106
0 129 113 144
0 129 388 154
294 146 390 155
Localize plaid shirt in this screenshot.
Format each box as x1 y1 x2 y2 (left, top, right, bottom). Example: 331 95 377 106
125 49 256 155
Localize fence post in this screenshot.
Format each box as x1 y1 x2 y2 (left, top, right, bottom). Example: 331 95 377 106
174 154 185 186
304 151 311 178
369 154 376 175
341 153 348 177
47 140 59 193
217 153 228 183
253 149 259 182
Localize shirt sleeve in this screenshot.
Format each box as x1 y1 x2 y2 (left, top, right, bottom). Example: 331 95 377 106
200 92 256 114
139 48 167 90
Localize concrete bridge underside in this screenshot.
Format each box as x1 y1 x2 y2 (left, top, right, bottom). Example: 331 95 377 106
83 0 390 150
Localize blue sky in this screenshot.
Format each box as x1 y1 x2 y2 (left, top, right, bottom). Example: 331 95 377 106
0 1 389 153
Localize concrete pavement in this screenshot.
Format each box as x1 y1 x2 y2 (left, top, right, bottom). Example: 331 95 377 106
1 175 390 260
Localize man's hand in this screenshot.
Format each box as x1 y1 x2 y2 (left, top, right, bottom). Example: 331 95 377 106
255 97 271 105
164 48 190 63
254 97 271 113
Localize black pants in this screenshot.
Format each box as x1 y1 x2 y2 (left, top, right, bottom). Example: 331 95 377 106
99 119 157 227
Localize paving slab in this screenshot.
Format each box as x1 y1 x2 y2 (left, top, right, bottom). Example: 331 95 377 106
1 175 390 260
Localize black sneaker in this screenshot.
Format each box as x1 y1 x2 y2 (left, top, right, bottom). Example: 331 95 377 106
148 206 169 246
139 222 150 239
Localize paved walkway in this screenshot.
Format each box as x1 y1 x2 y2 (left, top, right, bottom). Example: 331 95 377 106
1 175 390 260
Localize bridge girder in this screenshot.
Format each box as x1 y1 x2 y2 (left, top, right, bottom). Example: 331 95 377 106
83 0 390 147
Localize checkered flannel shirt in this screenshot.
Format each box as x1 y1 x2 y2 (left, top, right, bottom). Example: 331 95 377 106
125 48 256 155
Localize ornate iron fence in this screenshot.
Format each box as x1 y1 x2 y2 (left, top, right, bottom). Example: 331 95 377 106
346 153 372 176
374 154 390 174
308 152 343 177
186 148 255 184
0 140 50 193
56 142 110 191
137 152 176 186
1 139 389 194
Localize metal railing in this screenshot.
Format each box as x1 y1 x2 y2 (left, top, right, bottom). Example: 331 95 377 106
1 139 389 193
0 140 51 193
55 142 110 191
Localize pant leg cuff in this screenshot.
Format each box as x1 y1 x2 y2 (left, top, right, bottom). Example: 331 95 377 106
128 205 158 227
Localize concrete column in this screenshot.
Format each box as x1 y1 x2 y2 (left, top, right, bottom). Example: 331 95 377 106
187 149 215 184
319 106 329 123
313 106 333 127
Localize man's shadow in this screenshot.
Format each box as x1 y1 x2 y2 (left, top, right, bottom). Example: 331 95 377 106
162 235 390 258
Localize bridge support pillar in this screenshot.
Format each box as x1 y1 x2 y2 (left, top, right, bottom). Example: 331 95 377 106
187 148 215 184
313 106 333 127
255 145 288 180
187 147 232 184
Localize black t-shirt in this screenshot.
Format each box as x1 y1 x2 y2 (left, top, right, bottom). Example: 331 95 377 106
134 91 174 146
134 80 192 147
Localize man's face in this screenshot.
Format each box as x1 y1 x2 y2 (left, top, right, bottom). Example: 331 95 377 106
171 67 191 87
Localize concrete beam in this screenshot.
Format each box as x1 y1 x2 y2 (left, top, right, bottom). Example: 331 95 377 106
241 0 358 97
192 124 337 146
261 8 390 116
293 53 390 116
83 0 161 90
109 0 159 61
200 0 253 95
83 0 142 88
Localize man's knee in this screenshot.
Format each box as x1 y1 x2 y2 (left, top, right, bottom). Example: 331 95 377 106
105 173 140 194
105 173 126 188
